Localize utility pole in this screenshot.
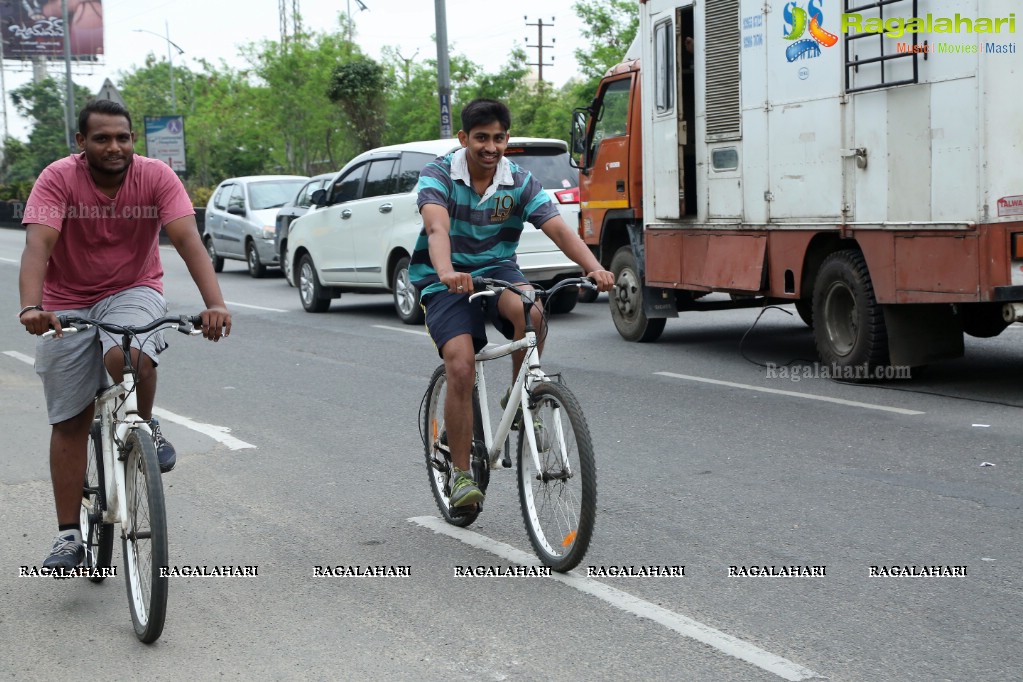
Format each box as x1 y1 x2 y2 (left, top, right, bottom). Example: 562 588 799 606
435 0 451 138
345 0 368 55
525 16 555 83
61 0 75 151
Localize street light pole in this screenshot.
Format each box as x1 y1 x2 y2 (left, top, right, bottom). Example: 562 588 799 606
62 0 75 151
132 25 185 114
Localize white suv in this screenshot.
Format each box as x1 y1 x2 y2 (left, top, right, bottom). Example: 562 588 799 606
286 138 582 323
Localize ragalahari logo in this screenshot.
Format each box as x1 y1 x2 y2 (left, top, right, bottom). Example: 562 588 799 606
783 0 840 62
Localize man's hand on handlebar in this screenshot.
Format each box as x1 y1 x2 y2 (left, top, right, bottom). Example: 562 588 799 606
586 270 615 292
199 306 232 342
439 271 474 295
20 309 61 336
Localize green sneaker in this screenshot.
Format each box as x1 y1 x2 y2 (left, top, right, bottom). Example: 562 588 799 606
501 388 525 430
449 467 484 508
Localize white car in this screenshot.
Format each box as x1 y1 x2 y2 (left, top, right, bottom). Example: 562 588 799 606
286 138 583 323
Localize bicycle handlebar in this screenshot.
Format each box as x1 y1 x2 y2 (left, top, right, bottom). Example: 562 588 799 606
42 314 204 339
470 276 597 297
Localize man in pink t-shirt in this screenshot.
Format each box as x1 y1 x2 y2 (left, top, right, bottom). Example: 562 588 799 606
18 99 232 571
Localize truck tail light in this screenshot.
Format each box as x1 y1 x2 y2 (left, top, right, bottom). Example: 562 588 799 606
555 187 580 204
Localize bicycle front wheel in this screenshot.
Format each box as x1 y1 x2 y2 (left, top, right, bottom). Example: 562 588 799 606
122 430 169 643
82 420 113 582
517 381 597 572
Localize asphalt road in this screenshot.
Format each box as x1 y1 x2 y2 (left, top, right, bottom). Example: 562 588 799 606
1 229 1020 681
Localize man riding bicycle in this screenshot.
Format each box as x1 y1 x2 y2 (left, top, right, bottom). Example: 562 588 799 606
411 98 614 509
18 100 231 571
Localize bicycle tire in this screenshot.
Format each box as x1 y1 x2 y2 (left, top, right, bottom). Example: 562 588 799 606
81 420 114 582
423 364 486 528
122 429 169 643
516 381 597 572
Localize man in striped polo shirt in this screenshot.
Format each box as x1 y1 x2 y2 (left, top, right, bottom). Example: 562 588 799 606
412 98 614 508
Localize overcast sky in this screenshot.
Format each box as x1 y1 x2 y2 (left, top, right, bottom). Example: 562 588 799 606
1 0 590 140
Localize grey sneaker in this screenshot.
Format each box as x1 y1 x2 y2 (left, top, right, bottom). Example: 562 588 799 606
42 532 84 571
449 467 484 508
149 418 176 473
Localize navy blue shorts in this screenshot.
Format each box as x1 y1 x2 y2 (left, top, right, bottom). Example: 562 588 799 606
422 264 530 357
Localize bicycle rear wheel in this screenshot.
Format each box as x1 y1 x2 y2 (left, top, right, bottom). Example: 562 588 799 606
423 364 487 527
122 429 169 643
81 420 113 582
517 381 596 572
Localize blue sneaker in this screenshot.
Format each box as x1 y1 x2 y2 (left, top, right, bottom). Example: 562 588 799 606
149 418 176 473
42 532 84 571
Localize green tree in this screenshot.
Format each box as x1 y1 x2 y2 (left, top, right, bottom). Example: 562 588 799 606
572 0 639 94
8 77 93 177
327 56 390 152
245 25 357 175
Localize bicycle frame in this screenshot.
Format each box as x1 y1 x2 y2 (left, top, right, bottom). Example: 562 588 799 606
93 367 150 526
470 289 572 479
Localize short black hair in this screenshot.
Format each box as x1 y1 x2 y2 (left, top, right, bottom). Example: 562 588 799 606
78 99 133 136
459 98 511 134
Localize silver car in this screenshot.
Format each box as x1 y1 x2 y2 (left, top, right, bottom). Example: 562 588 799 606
204 175 309 278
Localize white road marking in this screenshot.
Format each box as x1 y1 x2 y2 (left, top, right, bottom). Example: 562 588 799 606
152 407 255 450
409 516 820 681
3 350 254 449
373 324 429 337
655 372 924 415
224 300 287 313
3 350 35 364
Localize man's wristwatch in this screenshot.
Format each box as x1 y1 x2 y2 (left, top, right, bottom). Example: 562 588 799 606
18 305 43 319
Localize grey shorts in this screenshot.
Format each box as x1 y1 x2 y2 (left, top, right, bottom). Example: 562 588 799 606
34 286 169 425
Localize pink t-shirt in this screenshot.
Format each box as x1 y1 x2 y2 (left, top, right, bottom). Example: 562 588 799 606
23 153 195 309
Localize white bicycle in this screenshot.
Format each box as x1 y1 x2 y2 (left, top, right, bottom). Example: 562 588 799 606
421 277 598 572
45 314 202 643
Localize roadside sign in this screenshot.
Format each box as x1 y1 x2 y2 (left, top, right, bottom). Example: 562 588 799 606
144 116 186 174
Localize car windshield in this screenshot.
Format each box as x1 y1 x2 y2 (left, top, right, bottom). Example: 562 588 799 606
248 180 308 210
505 147 578 190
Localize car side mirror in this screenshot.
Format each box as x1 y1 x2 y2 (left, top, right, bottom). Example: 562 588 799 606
310 188 327 207
227 205 246 216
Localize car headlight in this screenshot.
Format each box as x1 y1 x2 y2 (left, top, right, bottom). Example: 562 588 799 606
261 225 276 239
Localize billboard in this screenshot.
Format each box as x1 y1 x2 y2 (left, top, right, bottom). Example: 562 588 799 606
144 116 186 174
0 0 104 59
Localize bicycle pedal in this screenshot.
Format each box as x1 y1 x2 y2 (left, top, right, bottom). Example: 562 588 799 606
429 456 450 472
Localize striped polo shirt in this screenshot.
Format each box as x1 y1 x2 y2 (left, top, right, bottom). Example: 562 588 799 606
411 148 560 297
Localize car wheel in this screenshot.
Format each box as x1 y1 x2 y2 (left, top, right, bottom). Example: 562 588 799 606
392 256 424 325
282 241 295 287
205 237 224 273
298 254 331 313
547 284 579 315
246 241 267 278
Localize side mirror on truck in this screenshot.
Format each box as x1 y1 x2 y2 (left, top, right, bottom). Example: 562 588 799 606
570 108 588 170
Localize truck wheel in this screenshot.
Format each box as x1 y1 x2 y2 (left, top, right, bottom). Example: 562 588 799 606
794 299 813 328
812 249 889 378
610 246 666 343
958 303 1010 338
